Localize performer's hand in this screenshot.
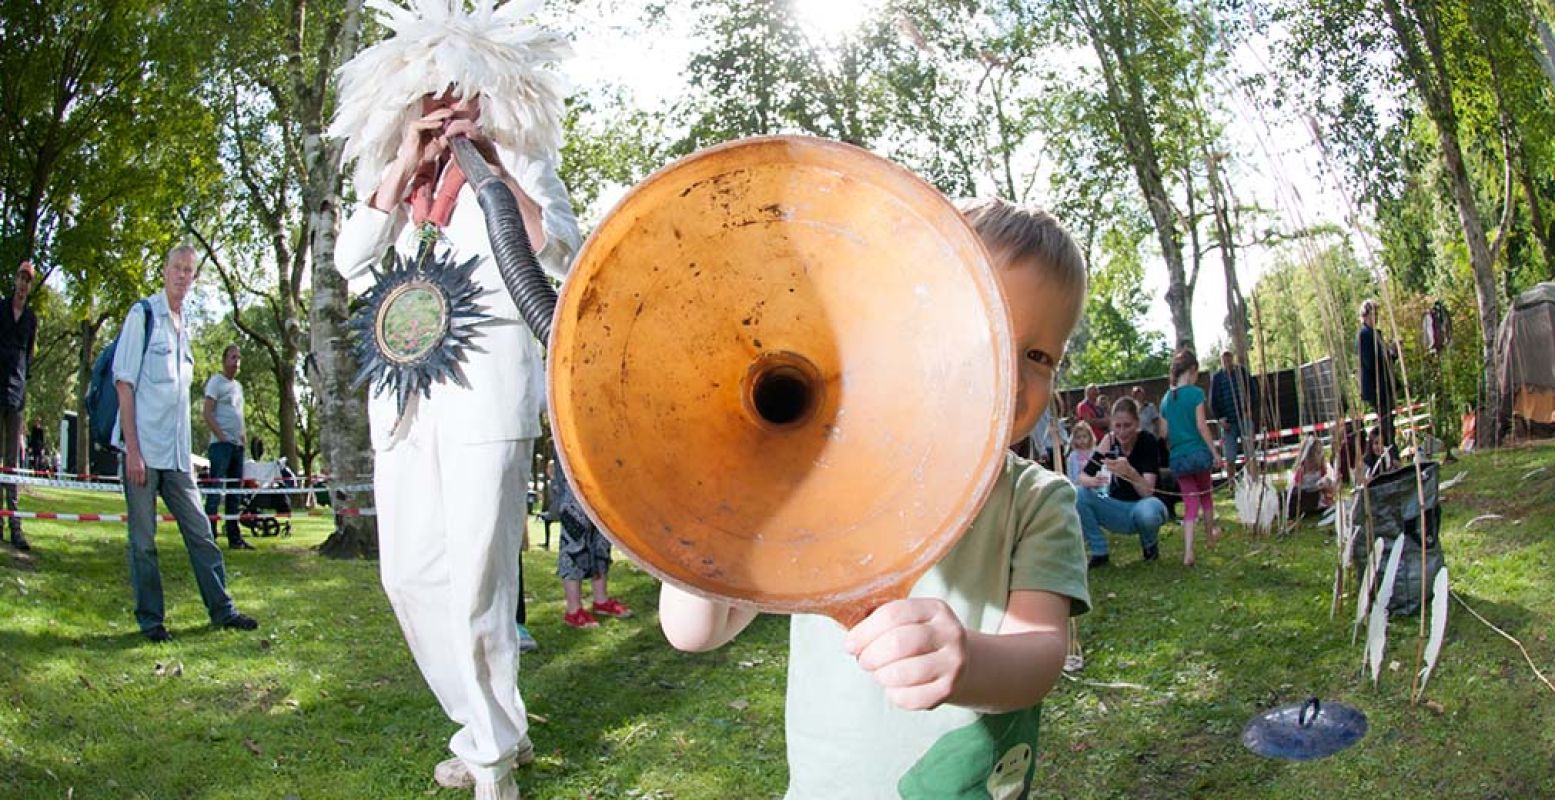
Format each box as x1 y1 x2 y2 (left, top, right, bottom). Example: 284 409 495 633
845 598 969 711
441 117 502 173
371 108 456 212
393 108 456 170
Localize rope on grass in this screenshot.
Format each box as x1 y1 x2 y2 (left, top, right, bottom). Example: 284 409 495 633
1060 673 1159 692
1451 591 1555 695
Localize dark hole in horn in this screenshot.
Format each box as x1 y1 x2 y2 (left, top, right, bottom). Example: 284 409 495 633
752 366 813 426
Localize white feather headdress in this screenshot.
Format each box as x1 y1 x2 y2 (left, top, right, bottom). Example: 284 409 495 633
330 0 571 196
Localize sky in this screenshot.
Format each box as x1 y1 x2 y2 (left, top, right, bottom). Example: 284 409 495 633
544 0 1362 359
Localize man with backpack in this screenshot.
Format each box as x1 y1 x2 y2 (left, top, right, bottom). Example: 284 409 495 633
111 245 258 643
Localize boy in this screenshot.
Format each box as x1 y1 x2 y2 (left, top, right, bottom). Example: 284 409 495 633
659 198 1091 798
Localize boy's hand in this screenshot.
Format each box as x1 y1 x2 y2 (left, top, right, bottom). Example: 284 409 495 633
845 598 968 711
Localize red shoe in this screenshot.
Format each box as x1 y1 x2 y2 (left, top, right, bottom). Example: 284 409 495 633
591 598 634 619
563 608 600 629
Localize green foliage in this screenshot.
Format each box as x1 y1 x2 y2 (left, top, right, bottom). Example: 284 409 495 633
1248 239 1375 373
1065 223 1174 385
1276 0 1555 440
677 0 891 150
562 92 669 221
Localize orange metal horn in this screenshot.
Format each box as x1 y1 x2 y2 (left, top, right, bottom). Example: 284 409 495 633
547 136 1014 625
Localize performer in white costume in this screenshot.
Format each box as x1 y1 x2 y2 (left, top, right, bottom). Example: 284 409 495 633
329 3 580 798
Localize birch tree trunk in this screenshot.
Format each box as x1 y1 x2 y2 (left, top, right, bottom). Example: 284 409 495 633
1381 0 1503 447
1075 1 1196 349
289 0 374 557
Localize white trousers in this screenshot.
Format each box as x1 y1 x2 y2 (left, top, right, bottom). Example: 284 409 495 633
375 428 533 785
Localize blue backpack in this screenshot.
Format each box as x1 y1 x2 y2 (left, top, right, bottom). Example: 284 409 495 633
86 300 153 449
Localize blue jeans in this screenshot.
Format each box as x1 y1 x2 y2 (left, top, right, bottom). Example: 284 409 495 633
1077 487 1168 557
1222 416 1253 469
123 465 238 631
206 441 245 539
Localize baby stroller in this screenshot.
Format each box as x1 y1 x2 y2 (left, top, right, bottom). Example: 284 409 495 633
240 457 298 538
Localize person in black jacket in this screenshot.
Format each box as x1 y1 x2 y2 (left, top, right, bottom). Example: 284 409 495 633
1210 349 1259 476
0 260 37 551
1357 299 1398 450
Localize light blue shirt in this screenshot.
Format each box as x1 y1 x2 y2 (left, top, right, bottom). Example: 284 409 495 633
112 291 195 472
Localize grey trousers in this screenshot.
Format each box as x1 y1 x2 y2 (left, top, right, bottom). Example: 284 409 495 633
122 464 237 631
0 408 21 532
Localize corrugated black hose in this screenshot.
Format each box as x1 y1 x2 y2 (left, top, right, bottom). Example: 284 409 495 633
448 137 558 344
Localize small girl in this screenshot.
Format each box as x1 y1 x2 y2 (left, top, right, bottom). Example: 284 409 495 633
1067 422 1096 485
552 460 634 628
1160 347 1222 566
1286 436 1336 519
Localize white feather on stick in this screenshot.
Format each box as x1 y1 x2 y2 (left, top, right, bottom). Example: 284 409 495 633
1331 502 1349 618
1415 567 1450 699
1367 534 1407 684
1353 544 1381 646
1235 473 1280 528
1337 502 1356 571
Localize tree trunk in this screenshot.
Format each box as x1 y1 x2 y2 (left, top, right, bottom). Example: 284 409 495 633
1078 1 1195 349
1515 148 1553 271
277 359 298 467
310 241 376 558
277 247 303 467
299 0 373 558
1382 0 1502 447
1207 151 1251 367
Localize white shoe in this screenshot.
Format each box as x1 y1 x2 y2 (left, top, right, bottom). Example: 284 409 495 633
434 757 474 790
433 739 536 789
474 774 520 800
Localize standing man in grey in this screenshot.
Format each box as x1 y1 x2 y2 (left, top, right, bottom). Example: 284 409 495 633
0 260 37 551
114 245 258 642
203 344 253 549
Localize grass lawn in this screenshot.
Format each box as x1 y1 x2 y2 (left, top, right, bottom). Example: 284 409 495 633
1 441 1552 799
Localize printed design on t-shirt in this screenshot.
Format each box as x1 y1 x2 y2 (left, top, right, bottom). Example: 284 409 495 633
896 706 1041 799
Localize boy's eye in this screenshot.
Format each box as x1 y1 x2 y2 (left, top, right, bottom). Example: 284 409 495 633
1025 349 1055 368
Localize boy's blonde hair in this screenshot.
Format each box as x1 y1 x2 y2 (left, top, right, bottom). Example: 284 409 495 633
958 197 1088 300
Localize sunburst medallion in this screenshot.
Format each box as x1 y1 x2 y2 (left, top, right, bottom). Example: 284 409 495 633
350 235 495 422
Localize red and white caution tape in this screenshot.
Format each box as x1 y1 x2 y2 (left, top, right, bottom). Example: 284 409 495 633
0 472 370 495
0 508 374 523
1252 402 1429 443
0 464 345 486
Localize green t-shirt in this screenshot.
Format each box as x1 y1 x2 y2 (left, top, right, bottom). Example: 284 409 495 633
783 454 1091 799
1160 384 1210 457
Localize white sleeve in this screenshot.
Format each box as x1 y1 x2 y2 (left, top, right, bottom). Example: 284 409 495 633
510 155 582 282
111 304 149 387
335 203 408 295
